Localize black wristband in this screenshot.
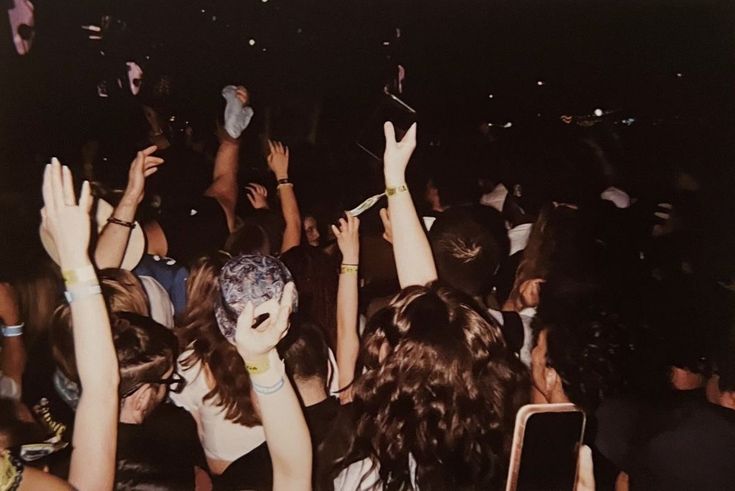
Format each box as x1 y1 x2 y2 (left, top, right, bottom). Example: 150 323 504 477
277 178 291 186
107 217 136 229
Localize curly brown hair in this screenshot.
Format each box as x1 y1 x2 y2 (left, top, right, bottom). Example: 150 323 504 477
330 284 529 491
177 253 260 426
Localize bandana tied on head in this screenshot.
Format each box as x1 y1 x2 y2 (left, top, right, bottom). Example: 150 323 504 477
215 254 297 341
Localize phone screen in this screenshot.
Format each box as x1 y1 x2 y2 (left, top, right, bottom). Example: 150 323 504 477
515 410 585 491
356 93 417 161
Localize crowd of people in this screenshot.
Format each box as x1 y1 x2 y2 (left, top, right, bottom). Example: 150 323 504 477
0 78 733 491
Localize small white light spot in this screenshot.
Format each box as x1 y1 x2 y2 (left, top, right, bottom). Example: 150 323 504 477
488 94 494 99
676 72 683 78
536 80 545 86
248 38 256 46
502 122 513 128
594 108 603 117
190 209 198 216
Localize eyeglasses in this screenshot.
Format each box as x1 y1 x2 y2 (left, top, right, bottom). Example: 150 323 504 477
121 371 186 399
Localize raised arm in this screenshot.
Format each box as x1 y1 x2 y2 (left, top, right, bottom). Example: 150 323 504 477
95 146 163 269
205 86 250 233
383 122 437 287
42 160 119 490
0 283 25 398
267 140 302 253
234 283 311 491
331 214 360 403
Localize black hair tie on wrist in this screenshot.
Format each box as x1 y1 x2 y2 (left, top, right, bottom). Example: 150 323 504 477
107 217 136 229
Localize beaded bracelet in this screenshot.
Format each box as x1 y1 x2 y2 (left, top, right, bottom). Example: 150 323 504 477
107 216 136 229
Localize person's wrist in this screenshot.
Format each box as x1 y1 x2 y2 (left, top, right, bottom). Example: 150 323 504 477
245 350 284 387
119 193 141 208
384 172 406 188
275 173 288 181
58 254 93 271
342 254 359 265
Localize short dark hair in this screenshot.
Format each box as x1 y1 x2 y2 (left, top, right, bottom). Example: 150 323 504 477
281 321 330 383
430 207 505 297
112 312 178 398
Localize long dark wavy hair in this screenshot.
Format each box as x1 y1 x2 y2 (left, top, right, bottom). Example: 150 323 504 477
177 252 260 426
326 283 529 491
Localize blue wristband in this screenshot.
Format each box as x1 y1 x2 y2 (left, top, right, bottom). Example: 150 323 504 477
64 284 102 303
252 377 285 395
1 323 24 338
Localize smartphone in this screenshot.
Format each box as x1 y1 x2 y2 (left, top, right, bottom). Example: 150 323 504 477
505 403 586 491
356 93 417 161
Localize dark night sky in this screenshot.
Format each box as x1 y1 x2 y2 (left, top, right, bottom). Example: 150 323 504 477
2 0 733 154
0 0 734 277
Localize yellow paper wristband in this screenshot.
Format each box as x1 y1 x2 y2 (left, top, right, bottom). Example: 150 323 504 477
244 356 271 375
340 264 358 274
62 265 97 286
385 183 408 197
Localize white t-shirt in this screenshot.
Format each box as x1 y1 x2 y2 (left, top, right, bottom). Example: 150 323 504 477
170 352 266 462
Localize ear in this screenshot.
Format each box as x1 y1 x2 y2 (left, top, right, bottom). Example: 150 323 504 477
519 278 544 309
132 384 154 412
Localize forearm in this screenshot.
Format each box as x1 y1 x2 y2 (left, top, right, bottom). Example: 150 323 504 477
336 268 359 400
278 186 302 253
206 140 240 231
385 175 437 287
249 350 312 489
64 260 119 490
94 199 137 269
1 336 25 388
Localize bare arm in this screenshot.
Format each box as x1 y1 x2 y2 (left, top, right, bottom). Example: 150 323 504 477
206 86 250 232
383 122 437 287
95 146 163 268
234 283 312 490
267 140 302 253
331 215 360 403
42 160 119 491
0 283 25 393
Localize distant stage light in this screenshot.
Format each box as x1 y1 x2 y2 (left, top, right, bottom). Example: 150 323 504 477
248 38 256 46
594 108 603 117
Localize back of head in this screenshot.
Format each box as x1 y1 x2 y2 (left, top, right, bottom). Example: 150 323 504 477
339 284 528 490
99 268 149 317
113 312 178 398
282 321 331 385
430 207 506 299
280 245 338 349
535 273 631 412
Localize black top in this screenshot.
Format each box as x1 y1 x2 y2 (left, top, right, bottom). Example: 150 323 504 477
629 397 735 491
116 402 204 491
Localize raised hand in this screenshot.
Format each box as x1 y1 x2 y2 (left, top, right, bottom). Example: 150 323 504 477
383 121 417 185
379 207 393 244
235 85 250 106
267 140 290 180
41 159 93 268
121 145 164 206
234 282 296 362
331 214 360 264
246 183 269 210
